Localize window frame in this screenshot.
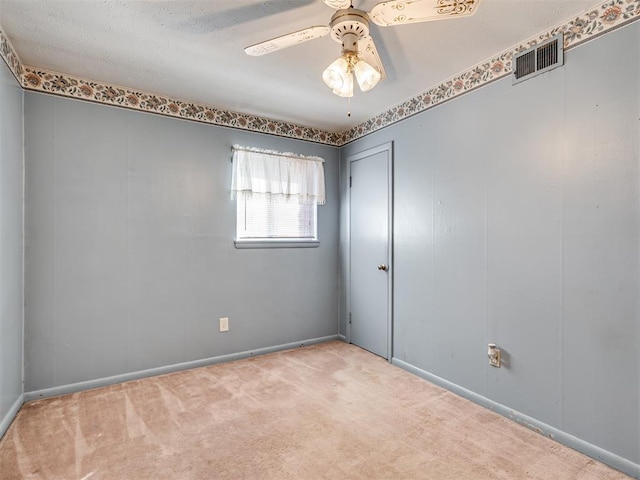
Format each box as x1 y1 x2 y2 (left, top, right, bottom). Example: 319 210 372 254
231 145 325 249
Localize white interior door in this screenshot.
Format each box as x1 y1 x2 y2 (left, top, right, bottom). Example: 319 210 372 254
349 143 392 359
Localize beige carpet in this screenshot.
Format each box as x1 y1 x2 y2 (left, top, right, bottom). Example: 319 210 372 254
0 341 632 479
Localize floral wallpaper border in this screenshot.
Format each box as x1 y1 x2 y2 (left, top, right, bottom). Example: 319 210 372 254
2 0 639 147
19 66 341 145
0 28 23 82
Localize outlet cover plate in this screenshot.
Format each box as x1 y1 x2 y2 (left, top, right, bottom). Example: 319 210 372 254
219 317 229 332
489 349 501 368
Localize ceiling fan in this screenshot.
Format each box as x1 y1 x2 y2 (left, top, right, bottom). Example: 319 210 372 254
245 0 479 98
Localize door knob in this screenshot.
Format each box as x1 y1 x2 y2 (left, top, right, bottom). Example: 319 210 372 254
377 264 388 271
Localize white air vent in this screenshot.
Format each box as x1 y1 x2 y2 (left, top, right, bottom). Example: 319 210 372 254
513 33 564 85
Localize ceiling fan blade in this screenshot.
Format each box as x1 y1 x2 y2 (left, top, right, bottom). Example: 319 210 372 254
245 26 330 56
369 0 479 27
323 0 352 9
358 35 386 80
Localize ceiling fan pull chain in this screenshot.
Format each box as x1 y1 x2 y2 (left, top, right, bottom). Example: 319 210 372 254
347 96 351 118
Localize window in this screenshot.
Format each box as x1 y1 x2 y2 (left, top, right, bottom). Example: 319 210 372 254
237 193 317 239
231 145 325 248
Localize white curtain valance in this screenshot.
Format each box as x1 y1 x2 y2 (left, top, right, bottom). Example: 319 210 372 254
230 145 326 205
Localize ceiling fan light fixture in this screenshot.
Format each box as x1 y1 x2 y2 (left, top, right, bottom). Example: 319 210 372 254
353 59 381 92
322 56 350 90
246 1 481 101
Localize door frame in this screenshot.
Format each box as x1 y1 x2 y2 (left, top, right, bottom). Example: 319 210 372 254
346 141 394 361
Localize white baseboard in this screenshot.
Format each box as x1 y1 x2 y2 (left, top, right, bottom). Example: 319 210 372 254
392 357 640 479
338 334 347 342
24 335 339 402
0 393 24 439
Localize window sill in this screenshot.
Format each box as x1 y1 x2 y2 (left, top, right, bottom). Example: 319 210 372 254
234 239 320 249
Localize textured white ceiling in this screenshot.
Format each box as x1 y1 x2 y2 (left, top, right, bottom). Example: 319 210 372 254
0 0 598 131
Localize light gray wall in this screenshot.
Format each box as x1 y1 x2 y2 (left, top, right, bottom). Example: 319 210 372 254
24 93 339 392
341 24 640 464
0 60 24 431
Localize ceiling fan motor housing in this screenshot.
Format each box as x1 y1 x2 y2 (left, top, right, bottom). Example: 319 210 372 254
329 8 370 54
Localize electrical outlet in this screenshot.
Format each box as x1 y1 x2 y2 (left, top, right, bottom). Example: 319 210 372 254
219 317 229 332
488 343 501 368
